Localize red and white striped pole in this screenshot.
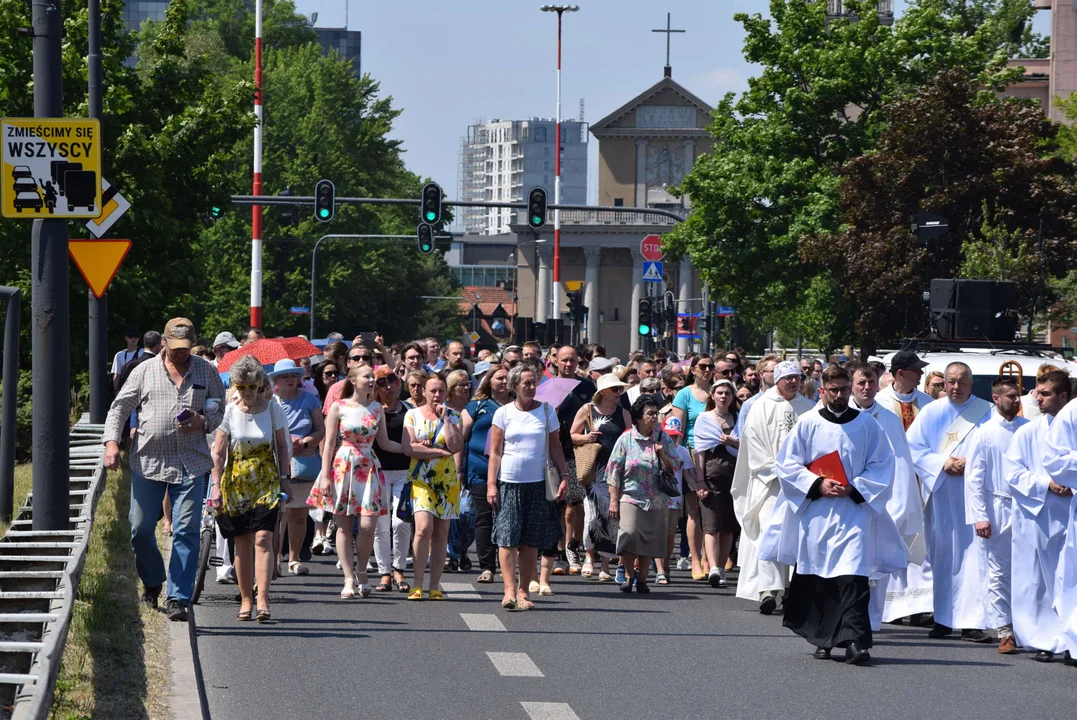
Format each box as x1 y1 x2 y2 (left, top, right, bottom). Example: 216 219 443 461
250 0 264 328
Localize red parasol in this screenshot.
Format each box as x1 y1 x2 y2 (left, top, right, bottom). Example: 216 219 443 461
278 336 321 361
216 339 289 372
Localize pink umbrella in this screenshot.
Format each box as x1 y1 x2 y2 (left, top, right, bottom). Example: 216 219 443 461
535 377 581 409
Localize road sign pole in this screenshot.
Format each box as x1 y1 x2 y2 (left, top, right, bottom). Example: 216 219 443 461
87 0 108 424
31 0 71 531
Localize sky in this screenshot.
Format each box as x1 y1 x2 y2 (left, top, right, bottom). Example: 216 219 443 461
291 0 1052 206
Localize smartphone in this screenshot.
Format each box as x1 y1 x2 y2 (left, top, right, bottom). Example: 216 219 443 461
176 408 195 424
358 331 376 348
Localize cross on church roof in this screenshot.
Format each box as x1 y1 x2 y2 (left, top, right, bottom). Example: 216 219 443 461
651 12 685 78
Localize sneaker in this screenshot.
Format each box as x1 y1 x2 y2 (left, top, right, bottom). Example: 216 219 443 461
566 548 582 574
676 557 691 571
552 558 569 576
708 567 723 589
614 564 626 584
215 568 237 584
311 535 326 554
759 594 777 615
164 598 189 622
459 555 473 572
141 583 162 609
716 569 728 588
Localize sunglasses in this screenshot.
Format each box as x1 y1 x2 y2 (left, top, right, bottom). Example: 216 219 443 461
234 383 259 391
323 370 339 378
611 386 625 394
350 355 372 363
715 368 732 376
696 364 714 371
375 377 398 388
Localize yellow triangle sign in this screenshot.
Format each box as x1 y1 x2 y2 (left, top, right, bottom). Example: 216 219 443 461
69 240 132 298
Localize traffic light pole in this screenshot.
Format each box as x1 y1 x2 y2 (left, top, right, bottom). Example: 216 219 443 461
31 0 70 531
87 0 108 424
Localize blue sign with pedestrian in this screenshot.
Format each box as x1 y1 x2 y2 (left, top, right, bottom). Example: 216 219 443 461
642 261 663 282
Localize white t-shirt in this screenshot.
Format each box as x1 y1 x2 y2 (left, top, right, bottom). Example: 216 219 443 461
668 443 693 510
219 401 288 461
111 348 143 376
492 401 559 484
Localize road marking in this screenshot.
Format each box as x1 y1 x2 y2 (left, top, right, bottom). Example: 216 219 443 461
520 702 582 720
460 613 506 632
440 581 481 600
486 651 544 677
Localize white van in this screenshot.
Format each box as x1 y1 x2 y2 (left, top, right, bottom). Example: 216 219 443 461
881 349 1076 401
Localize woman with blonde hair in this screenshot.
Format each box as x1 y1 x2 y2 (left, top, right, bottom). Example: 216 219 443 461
308 364 393 599
211 356 293 622
445 369 475 573
923 370 945 400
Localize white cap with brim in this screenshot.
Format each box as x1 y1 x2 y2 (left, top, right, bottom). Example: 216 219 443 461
589 357 614 373
592 373 627 403
213 331 241 349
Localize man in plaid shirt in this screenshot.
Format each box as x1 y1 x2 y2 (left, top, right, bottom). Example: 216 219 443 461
104 317 226 621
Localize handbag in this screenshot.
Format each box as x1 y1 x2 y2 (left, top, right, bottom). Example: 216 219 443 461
654 442 681 498
572 403 601 487
542 402 562 502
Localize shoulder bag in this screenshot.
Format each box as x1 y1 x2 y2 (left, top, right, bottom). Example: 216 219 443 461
542 402 562 502
654 438 681 498
572 403 601 487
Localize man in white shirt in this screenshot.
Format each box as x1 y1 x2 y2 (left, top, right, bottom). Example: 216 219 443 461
731 354 779 447
964 376 1026 653
731 360 815 613
907 362 993 642
768 365 906 664
111 326 143 385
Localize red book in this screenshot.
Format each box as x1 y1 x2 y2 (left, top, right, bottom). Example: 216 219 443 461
807 451 848 486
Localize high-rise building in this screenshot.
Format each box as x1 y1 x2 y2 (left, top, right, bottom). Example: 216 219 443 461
458 118 588 235
825 0 894 25
122 0 170 31
312 27 361 78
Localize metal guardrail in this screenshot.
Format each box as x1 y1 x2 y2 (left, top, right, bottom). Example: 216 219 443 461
0 416 107 720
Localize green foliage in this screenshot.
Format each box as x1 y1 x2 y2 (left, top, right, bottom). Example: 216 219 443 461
666 0 1047 351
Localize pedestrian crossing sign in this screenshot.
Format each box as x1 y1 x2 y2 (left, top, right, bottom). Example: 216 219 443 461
642 261 663 282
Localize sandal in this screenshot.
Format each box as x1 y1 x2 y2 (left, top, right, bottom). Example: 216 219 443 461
288 561 309 576
501 597 517 609
598 571 613 582
395 579 411 593
539 585 553 596
374 577 392 592
656 572 669 585
237 609 252 621
581 562 594 578
428 590 446 601
341 581 356 599
477 570 495 584
516 595 536 611
256 608 271 623
407 588 424 601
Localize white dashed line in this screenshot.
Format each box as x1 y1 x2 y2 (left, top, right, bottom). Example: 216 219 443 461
440 581 481 600
485 651 544 677
520 702 582 720
460 613 507 632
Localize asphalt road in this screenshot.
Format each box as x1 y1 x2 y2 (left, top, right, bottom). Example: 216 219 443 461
192 553 1076 720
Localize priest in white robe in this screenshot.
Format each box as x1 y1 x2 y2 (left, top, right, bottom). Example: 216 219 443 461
730 354 778 456
1042 380 1077 665
848 363 929 630
1005 370 1073 663
964 376 1026 653
731 360 815 613
766 365 907 665
876 350 933 432
907 361 993 642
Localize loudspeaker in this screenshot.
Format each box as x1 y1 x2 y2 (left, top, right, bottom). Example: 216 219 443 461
929 279 1018 341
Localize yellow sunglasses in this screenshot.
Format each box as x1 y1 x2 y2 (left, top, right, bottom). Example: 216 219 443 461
234 383 260 391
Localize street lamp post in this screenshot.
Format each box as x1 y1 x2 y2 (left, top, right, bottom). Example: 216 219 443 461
540 4 579 340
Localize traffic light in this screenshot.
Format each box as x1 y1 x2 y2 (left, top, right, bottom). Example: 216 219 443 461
278 186 297 226
527 187 548 229
697 312 708 335
417 223 435 254
421 182 442 224
567 290 586 324
314 179 335 222
208 205 224 222
665 297 676 328
637 298 652 336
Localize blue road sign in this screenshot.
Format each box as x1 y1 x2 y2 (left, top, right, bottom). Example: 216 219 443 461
716 305 736 316
642 261 663 282
290 306 310 315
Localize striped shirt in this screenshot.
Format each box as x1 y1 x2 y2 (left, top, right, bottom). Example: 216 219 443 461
104 353 226 484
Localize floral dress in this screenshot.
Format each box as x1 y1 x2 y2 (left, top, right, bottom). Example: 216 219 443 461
605 427 673 512
404 407 461 520
218 401 287 538
307 401 388 517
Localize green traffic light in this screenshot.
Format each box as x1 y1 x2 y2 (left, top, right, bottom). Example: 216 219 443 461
638 324 651 335
319 208 330 218
425 211 436 221
532 216 542 225
210 207 222 217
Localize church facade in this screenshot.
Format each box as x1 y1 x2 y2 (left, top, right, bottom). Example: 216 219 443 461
508 71 715 359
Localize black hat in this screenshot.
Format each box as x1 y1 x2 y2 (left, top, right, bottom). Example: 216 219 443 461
890 351 929 373
125 326 139 337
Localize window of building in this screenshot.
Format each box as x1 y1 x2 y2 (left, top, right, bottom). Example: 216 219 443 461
613 198 624 207
535 126 547 142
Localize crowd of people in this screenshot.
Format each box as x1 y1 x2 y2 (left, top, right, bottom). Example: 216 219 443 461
102 320 1077 670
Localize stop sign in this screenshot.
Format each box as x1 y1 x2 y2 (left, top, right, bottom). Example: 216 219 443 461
640 234 664 262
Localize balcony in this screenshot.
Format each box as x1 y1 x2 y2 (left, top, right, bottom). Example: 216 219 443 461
827 0 893 22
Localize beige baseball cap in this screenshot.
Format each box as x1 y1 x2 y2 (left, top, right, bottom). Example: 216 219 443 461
163 317 196 349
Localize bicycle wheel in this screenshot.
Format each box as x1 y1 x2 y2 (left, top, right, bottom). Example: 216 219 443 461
193 527 213 604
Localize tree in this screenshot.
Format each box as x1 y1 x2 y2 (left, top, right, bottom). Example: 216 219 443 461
804 68 1077 351
663 0 1042 350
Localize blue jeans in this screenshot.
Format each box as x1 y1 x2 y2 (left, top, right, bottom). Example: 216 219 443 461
129 469 206 604
447 489 477 560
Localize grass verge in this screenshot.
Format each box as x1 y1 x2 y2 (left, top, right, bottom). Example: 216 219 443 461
0 464 33 536
48 468 171 720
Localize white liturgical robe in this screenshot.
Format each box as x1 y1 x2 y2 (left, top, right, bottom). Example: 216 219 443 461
876 385 933 430
853 400 930 628
908 395 993 629
731 387 815 599
1005 415 1068 653
762 408 908 578
964 411 1026 629
1043 400 1077 656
